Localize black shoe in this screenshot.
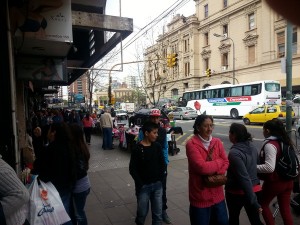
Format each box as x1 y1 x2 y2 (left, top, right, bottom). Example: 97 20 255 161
162 211 171 224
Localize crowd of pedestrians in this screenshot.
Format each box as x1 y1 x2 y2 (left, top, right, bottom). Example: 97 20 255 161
1 106 299 225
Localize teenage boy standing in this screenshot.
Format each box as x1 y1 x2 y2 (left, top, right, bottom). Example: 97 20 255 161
130 121 166 225
138 109 171 224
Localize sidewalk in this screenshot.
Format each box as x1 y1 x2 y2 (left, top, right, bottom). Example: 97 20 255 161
85 134 300 225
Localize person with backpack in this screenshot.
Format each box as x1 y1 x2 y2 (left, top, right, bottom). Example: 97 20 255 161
257 118 295 225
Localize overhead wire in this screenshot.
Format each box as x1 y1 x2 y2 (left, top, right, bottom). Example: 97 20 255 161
98 0 191 70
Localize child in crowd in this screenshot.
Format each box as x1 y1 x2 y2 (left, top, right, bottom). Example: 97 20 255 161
129 121 166 225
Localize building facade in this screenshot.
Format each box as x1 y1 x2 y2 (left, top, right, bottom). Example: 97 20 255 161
0 0 133 172
144 0 300 103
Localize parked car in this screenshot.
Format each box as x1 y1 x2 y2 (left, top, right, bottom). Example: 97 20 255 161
243 105 296 125
115 109 128 116
115 109 129 121
168 107 198 120
129 108 169 127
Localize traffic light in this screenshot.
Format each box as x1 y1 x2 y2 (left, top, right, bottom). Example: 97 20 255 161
171 53 178 67
167 54 172 67
167 53 178 67
205 68 212 77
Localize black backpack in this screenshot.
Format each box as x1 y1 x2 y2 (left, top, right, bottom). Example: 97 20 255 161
276 142 300 180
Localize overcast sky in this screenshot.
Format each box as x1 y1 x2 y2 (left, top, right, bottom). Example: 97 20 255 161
105 0 195 81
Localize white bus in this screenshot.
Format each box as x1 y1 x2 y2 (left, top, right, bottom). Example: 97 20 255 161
179 80 281 119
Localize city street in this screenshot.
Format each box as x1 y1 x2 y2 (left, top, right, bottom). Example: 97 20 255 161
173 118 266 149
85 127 300 225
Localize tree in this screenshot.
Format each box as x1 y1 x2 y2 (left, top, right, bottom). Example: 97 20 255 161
128 31 180 107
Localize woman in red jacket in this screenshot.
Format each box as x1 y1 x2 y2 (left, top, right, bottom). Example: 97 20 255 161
186 115 229 225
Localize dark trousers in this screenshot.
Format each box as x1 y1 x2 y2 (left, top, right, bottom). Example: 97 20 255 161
225 191 264 225
102 127 112 149
162 168 168 210
189 200 228 225
83 127 92 143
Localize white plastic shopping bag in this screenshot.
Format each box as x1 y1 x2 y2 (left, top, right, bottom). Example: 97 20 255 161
27 177 71 225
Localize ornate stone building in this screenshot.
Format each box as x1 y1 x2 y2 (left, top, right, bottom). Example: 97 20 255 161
144 0 300 103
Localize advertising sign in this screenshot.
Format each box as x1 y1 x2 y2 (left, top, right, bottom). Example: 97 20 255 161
12 0 72 42
17 57 67 82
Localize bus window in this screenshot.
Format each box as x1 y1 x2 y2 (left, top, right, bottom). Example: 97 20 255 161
191 92 195 100
224 88 230 97
251 87 257 95
183 93 189 101
199 91 203 99
195 91 200 99
206 90 212 98
212 89 219 98
265 83 280 92
231 87 242 96
187 93 192 101
220 89 224 98
244 85 251 96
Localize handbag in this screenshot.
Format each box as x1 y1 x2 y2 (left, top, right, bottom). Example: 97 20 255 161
27 177 71 225
202 147 227 188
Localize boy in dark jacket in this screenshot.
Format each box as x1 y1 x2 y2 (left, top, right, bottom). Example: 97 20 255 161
129 121 166 225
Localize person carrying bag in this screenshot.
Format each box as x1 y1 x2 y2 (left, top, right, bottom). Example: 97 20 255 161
203 146 227 188
27 176 71 225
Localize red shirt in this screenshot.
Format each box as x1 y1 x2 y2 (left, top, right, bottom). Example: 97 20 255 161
82 117 93 127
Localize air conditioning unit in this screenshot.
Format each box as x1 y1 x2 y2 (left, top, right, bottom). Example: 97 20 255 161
221 66 228 71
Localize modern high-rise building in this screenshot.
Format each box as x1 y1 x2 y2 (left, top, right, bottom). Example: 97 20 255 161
126 75 139 89
68 73 90 105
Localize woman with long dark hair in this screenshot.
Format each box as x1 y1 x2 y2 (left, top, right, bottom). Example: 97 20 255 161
69 123 91 225
34 122 77 225
257 118 294 225
226 123 263 225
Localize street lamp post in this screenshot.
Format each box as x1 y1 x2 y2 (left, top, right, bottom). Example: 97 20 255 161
213 33 235 85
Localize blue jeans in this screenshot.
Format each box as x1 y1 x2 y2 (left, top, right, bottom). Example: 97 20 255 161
135 181 162 225
58 188 73 225
189 200 229 225
72 188 90 225
102 127 112 149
